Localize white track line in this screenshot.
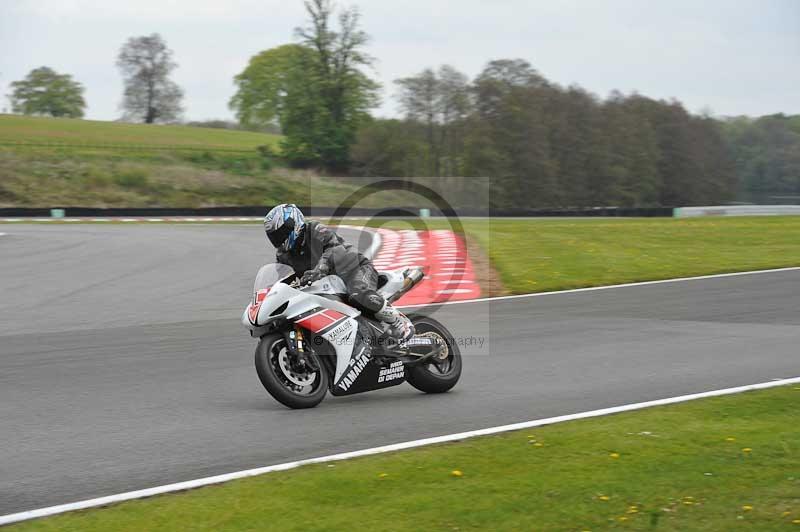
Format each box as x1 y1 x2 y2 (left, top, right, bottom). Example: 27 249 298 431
398 266 800 309
2 376 798 526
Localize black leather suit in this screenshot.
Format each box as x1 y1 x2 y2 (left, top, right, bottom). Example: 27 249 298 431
276 221 385 313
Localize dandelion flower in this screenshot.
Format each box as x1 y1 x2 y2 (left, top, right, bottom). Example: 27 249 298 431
451 470 463 477
609 452 620 459
742 448 752 453
598 495 610 501
725 437 736 442
792 519 800 524
378 473 388 478
782 511 791 517
617 516 628 522
533 442 544 447
742 505 753 512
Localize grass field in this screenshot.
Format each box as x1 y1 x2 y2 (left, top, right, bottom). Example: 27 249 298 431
10 385 799 531
0 114 280 151
362 216 800 294
0 114 292 207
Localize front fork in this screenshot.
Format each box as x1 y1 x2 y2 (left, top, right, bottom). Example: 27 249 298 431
283 326 319 371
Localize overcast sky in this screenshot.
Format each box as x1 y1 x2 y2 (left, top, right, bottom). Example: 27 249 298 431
2 0 798 121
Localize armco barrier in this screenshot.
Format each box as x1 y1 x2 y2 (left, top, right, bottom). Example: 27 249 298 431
0 206 675 218
0 208 52 217
674 205 800 217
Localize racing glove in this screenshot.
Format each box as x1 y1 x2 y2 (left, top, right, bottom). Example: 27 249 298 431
300 264 328 285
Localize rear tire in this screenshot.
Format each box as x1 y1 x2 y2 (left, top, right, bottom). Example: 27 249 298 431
255 334 328 409
405 316 462 394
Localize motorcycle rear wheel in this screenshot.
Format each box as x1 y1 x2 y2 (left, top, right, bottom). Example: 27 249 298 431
255 334 328 409
405 316 462 394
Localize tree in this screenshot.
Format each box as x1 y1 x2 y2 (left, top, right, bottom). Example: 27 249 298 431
9 67 86 118
600 92 661 206
395 65 471 177
229 44 314 130
291 0 379 169
466 59 557 206
116 33 183 123
350 118 428 177
230 1 378 170
720 114 800 203
358 56 739 209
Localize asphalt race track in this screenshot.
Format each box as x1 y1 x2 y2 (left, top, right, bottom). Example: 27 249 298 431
1 224 799 515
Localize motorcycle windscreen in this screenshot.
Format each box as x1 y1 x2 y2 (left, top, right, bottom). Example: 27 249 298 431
253 263 295 292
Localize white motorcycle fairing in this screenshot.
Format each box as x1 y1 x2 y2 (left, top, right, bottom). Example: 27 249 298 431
242 265 424 394
243 275 360 384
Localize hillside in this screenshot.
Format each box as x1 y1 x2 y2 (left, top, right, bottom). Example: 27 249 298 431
0 115 281 151
0 115 404 208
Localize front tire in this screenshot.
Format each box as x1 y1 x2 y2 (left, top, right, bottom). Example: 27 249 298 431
406 316 462 394
255 334 328 409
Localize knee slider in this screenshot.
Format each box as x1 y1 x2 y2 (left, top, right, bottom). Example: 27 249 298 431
350 290 385 313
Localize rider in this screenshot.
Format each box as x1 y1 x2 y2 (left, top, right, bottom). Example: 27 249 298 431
264 203 415 343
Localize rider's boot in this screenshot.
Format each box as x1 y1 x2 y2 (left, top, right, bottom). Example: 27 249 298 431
374 302 415 343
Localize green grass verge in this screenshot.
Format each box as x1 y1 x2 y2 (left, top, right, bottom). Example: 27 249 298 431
10 385 799 531
359 216 800 294
474 217 800 293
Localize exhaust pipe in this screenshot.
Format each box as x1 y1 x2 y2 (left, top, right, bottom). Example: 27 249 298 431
387 267 425 303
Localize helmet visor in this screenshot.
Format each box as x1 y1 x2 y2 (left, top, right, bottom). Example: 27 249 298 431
266 217 295 249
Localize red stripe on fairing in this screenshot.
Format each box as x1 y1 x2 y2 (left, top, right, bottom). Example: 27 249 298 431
321 309 346 321
247 304 259 324
296 309 346 333
247 289 271 324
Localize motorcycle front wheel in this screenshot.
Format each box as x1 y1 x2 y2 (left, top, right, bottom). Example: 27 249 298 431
254 334 328 409
405 316 462 394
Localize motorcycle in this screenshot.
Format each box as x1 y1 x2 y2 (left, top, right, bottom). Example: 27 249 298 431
242 263 462 409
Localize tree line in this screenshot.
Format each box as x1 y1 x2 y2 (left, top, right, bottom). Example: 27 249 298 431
352 61 740 208
719 114 800 204
6 0 798 208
